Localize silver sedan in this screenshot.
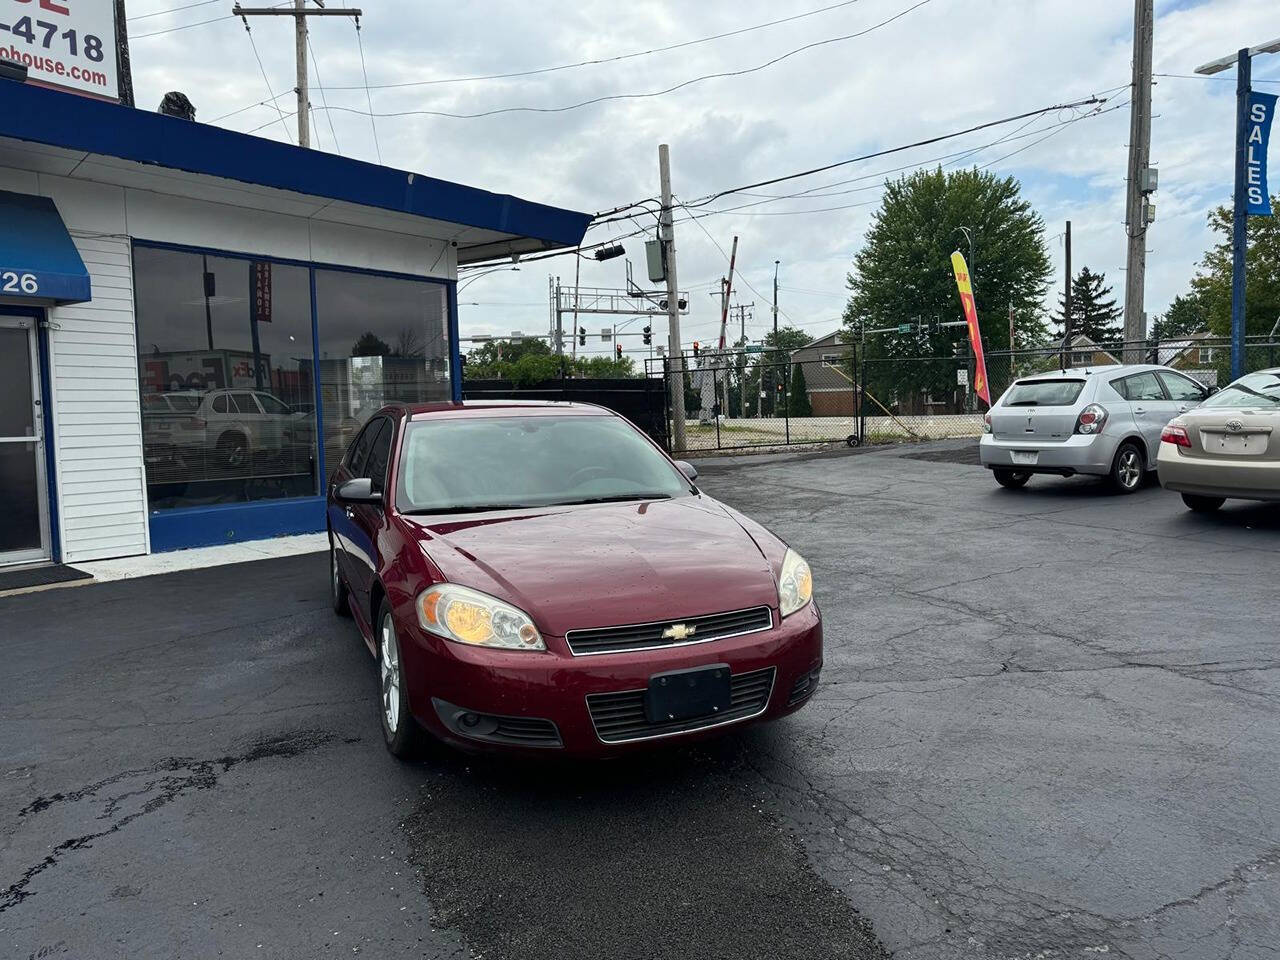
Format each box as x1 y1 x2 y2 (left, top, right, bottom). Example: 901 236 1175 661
1157 367 1280 511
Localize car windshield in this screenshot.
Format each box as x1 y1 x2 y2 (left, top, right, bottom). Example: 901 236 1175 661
1200 372 1280 408
395 414 692 513
1003 379 1086 407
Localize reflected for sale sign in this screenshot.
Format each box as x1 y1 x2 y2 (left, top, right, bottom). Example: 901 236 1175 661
0 0 118 101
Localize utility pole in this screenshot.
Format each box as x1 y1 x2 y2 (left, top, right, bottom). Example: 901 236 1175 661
234 2 362 149
1061 220 1072 369
1123 0 1155 357
658 144 687 452
772 260 780 342
114 0 134 106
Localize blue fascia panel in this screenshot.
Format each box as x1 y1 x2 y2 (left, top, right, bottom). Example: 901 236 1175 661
0 82 592 249
149 497 326 552
0 190 91 302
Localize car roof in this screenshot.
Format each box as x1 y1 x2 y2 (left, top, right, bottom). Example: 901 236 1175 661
404 400 618 421
1014 363 1167 382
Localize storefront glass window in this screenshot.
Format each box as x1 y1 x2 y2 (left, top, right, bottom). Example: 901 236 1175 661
314 269 450 481
134 246 318 510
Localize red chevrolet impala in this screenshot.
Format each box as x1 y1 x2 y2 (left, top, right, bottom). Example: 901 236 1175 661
327 401 822 758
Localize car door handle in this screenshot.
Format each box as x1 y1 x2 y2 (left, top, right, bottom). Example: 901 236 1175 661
345 506 355 519
1177 404 1188 413
1134 407 1146 414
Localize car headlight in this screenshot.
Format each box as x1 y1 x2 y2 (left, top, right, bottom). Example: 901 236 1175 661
778 548 813 618
416 584 545 651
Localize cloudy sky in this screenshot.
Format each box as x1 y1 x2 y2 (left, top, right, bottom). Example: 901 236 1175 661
126 0 1279 358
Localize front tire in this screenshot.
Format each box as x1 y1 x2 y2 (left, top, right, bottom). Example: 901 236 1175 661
377 600 422 760
1182 493 1225 513
1109 442 1144 494
993 468 1031 489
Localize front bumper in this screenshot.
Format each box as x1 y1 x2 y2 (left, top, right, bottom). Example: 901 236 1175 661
979 433 1116 476
398 602 823 756
1157 442 1280 502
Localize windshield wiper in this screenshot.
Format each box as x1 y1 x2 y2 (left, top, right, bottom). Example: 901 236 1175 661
401 503 535 516
548 493 673 506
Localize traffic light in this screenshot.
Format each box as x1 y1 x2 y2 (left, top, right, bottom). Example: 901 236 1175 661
692 341 700 356
578 326 587 347
615 343 623 359
642 325 652 345
658 298 688 311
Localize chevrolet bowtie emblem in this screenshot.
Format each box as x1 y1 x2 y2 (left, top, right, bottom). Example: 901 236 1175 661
662 623 696 641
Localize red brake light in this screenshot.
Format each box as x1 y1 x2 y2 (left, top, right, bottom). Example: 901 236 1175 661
983 413 992 434
1161 423 1191 448
1074 404 1108 435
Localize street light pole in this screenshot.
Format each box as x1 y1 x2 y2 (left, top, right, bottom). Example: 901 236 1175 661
1196 37 1280 380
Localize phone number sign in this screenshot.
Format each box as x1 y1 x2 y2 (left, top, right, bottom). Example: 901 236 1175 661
0 0 117 101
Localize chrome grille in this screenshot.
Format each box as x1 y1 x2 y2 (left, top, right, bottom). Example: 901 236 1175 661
586 666 776 744
565 606 773 656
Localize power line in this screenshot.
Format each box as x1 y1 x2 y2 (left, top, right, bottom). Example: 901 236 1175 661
319 0 870 92
240 21 293 143
308 33 342 155
310 0 934 122
128 0 220 22
131 13 229 39
354 21 383 164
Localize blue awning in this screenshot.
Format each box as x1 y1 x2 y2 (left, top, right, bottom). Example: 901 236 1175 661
0 191 91 303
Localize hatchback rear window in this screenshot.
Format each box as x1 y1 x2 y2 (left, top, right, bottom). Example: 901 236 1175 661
1003 380 1085 406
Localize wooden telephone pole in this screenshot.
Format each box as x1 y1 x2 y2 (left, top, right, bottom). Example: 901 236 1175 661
233 1 361 148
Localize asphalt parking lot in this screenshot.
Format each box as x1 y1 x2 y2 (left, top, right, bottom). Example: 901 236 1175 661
3 441 1279 959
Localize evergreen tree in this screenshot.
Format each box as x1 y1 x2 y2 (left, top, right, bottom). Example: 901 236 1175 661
1052 266 1122 344
787 364 812 417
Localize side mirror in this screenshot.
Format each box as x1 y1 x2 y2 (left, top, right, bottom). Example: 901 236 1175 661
335 477 382 504
1205 385 1219 396
675 460 698 482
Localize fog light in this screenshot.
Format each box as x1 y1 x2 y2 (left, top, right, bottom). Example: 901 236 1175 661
460 712 481 728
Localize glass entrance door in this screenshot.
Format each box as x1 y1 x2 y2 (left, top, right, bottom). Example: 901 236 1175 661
0 316 50 565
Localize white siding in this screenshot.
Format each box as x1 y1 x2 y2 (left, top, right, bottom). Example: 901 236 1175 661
47 233 149 562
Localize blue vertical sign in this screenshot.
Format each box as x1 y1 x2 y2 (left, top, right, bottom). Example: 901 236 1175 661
1246 91 1277 216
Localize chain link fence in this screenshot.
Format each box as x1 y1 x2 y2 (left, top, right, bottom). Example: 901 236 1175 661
652 338 1280 455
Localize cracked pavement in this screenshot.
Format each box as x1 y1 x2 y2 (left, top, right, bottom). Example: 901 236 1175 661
694 441 1280 960
1 440 1277 959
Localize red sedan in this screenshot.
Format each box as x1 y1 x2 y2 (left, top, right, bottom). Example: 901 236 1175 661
327 401 822 758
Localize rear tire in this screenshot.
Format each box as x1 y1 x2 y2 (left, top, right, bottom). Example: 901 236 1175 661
329 536 351 617
1182 493 1225 513
376 599 423 760
1109 442 1144 494
993 468 1031 489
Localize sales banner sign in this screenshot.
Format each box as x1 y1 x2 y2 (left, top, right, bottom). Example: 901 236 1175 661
950 251 991 406
0 0 118 101
1246 90 1277 216
252 261 272 324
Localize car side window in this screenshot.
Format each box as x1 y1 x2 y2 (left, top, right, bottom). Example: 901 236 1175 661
211 394 229 414
231 392 259 414
364 420 394 494
1121 372 1165 402
1157 371 1206 402
256 393 291 415
1109 377 1129 400
344 419 381 475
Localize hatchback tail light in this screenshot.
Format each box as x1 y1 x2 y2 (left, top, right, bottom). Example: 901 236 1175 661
983 413 992 434
1161 422 1191 448
1074 403 1108 435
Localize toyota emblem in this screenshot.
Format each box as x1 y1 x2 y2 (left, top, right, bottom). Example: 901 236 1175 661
1226 419 1244 432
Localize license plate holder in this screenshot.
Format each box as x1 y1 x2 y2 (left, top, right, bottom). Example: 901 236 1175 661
1010 450 1038 465
644 664 731 723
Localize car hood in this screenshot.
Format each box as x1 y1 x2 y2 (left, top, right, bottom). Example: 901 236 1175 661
402 496 779 636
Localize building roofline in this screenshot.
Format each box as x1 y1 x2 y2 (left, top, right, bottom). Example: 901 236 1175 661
0 80 592 260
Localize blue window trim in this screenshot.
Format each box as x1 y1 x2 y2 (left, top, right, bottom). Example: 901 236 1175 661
131 239 460 550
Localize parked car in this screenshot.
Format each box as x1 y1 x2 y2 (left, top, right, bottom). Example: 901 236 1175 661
326 401 822 758
175 388 298 468
980 364 1212 492
1157 367 1280 511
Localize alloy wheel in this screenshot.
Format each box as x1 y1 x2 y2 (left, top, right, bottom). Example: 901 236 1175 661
380 614 401 734
1118 449 1141 489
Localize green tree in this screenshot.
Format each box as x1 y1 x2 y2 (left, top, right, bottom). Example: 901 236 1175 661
462 337 636 384
787 363 812 417
742 326 813 417
1187 199 1280 338
1052 266 1123 343
351 331 393 357
842 167 1052 404
1151 292 1209 341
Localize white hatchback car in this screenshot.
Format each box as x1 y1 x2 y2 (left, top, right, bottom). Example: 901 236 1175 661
980 365 1212 492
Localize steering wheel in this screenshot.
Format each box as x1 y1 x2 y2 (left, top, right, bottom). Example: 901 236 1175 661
566 465 610 487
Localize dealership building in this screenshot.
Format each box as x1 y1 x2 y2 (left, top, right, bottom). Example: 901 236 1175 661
0 78 590 568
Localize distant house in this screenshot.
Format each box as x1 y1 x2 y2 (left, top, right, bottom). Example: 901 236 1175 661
1156 331 1220 387
789 330 859 416
1065 334 1121 367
